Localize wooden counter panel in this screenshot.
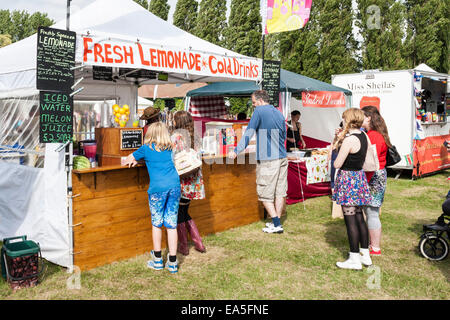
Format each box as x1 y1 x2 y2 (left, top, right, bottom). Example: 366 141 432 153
72 167 149 201
74 228 166 271
73 205 150 233
74 216 151 247
73 192 148 218
72 157 263 271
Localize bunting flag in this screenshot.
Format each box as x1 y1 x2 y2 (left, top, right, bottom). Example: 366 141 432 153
265 0 312 34
404 154 413 166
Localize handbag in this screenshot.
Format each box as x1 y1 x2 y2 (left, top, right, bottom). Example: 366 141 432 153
386 145 401 167
332 200 343 219
174 148 202 177
362 131 380 172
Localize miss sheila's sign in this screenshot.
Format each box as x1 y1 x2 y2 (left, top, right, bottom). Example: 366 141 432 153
302 91 346 108
80 36 262 81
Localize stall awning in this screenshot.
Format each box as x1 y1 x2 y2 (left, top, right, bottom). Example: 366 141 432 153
0 0 263 95
280 69 352 95
186 69 352 97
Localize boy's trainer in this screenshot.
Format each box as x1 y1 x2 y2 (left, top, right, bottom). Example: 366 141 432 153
262 224 284 234
165 254 178 274
147 250 164 270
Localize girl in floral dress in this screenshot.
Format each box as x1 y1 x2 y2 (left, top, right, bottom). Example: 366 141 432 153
171 111 206 255
332 108 373 270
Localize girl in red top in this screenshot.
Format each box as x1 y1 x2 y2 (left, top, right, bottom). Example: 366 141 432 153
361 106 392 256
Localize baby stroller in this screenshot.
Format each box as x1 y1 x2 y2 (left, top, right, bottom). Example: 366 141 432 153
418 211 450 261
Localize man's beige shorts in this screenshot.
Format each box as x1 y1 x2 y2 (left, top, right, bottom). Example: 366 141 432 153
256 158 288 202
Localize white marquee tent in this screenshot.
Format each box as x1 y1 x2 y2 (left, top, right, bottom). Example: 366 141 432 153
0 0 262 268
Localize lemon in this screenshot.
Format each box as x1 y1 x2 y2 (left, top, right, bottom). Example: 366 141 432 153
113 104 119 113
123 104 129 111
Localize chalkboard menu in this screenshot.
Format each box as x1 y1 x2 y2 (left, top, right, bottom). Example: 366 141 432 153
93 66 113 81
119 68 157 79
120 129 143 150
39 91 73 143
36 27 76 92
262 60 281 108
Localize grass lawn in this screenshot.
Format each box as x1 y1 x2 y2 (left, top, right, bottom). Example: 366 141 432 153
1 171 449 300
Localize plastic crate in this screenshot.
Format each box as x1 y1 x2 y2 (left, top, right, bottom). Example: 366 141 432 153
1 236 45 290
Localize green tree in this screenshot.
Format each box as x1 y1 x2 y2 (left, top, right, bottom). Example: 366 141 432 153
270 0 357 82
173 0 198 33
223 0 261 57
356 0 408 71
404 0 449 73
195 0 227 46
0 10 53 44
227 97 252 116
149 0 170 21
314 0 359 82
271 1 321 80
133 0 149 9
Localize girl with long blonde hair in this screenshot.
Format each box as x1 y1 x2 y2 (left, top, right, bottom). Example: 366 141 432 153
332 108 373 270
123 122 181 274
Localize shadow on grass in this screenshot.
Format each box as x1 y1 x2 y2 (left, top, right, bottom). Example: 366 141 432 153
324 218 349 259
408 219 450 283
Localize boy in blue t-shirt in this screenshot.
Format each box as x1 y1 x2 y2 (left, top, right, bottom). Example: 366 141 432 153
124 122 181 274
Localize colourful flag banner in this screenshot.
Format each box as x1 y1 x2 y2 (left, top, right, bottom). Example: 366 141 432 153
265 0 312 34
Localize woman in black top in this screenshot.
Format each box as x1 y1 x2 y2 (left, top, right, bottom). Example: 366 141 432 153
286 110 306 151
332 108 373 270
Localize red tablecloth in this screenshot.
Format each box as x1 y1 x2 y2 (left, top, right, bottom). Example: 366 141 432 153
287 160 331 205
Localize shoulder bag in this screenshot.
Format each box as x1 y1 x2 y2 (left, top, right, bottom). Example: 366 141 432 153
174 148 202 177
362 131 380 172
386 145 401 167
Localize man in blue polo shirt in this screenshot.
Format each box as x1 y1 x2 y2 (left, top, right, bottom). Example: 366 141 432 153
228 90 288 234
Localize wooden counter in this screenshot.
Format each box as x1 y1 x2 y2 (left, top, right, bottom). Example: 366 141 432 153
71 153 263 271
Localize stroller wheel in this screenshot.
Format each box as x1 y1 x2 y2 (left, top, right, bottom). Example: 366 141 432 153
419 235 449 261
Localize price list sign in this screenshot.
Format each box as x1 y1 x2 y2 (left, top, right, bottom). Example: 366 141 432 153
119 68 157 80
120 129 143 150
93 66 113 81
39 91 73 143
36 27 76 92
262 60 281 108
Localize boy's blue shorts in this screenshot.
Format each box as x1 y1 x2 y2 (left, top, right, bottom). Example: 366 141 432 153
148 187 181 229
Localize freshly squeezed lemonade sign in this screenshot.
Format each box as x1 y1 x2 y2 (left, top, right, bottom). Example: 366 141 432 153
37 27 76 92
39 91 73 143
81 37 262 81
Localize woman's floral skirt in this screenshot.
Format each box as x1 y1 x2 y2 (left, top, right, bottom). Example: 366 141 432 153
367 168 387 208
332 169 372 206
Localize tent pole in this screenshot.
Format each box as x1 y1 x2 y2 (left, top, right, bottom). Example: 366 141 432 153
261 34 265 61
66 0 73 272
66 0 71 31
